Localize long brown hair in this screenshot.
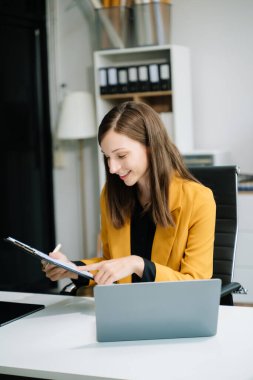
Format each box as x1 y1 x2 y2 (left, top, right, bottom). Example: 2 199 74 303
98 101 196 228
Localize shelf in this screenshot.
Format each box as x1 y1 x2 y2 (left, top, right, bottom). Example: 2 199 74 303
94 45 174 56
100 90 172 100
100 91 172 113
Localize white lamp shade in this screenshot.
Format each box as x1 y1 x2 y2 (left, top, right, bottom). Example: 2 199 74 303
57 92 96 140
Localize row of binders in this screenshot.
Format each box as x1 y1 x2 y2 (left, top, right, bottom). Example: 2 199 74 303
99 62 171 95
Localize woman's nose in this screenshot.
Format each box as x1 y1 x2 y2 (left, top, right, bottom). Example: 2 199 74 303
109 159 120 174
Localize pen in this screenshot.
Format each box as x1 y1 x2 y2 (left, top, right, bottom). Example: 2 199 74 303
53 243 62 253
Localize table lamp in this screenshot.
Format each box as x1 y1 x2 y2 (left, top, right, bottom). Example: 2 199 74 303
57 91 97 255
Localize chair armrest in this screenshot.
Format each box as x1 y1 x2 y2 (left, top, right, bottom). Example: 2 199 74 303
221 282 242 298
60 282 77 296
60 283 94 297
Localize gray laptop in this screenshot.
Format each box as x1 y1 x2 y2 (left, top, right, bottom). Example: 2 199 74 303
94 279 221 342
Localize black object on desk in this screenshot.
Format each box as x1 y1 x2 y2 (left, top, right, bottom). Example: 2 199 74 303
0 301 44 327
238 173 253 192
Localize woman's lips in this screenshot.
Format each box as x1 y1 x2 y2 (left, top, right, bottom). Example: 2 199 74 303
119 171 130 180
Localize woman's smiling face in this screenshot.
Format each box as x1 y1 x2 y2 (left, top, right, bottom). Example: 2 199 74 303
101 129 149 188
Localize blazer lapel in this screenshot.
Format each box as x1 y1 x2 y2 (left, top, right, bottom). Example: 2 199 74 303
110 220 131 259
109 220 131 283
152 175 183 265
152 207 181 265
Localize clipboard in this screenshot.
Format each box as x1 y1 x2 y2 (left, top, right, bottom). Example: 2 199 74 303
4 237 94 281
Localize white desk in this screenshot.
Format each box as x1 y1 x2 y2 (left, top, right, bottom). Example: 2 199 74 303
0 291 253 380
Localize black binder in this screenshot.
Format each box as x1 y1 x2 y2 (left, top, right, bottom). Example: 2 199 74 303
99 68 108 95
117 67 128 93
149 63 160 91
107 67 118 94
138 65 150 92
128 66 139 93
159 63 171 91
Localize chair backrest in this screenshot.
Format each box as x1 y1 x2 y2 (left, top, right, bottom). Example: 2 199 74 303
189 166 238 286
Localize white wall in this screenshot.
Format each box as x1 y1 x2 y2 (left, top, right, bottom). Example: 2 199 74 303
47 0 253 264
172 0 253 173
47 0 100 262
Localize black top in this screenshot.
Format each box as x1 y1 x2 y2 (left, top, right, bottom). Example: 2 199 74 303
73 199 157 287
131 199 156 282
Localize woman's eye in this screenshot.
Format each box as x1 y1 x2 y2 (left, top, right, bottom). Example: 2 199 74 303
118 155 126 159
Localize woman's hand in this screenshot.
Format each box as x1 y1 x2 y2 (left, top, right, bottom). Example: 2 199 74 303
42 251 78 281
78 256 144 285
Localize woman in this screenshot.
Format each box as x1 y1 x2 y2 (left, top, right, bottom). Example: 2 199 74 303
43 101 216 286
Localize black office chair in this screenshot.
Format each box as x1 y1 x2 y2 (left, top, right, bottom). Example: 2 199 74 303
190 165 247 305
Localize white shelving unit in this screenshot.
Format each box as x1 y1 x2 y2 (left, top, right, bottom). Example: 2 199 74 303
94 45 193 190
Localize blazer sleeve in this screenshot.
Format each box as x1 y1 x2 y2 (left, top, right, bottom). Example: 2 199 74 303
155 187 216 281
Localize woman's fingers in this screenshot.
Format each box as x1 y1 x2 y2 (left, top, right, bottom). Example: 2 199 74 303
42 250 78 281
45 267 68 281
80 257 143 285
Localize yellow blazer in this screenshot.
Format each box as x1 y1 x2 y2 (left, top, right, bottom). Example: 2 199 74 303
82 174 216 284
